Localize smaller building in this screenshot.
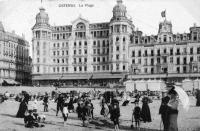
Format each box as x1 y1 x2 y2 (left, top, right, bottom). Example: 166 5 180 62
0 21 31 85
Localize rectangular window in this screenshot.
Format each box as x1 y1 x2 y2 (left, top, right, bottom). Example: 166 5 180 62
37 50 40 55
106 65 109 70
84 41 87 46
157 58 160 63
79 58 82 63
197 47 200 54
93 41 96 46
37 58 40 63
97 49 100 54
157 49 160 56
170 57 173 63
93 66 96 71
138 59 141 64
84 49 87 54
97 66 100 71
151 50 154 56
144 58 147 65
144 68 147 73
93 57 96 62
190 47 193 54
116 54 119 60
74 67 77 72
177 67 180 73
183 66 187 73
138 50 141 57
74 50 76 55
176 48 180 55
132 51 135 57
79 49 81 55
170 49 173 55
97 57 100 62
116 64 119 70
123 65 126 70
177 57 180 65
116 46 119 51
183 57 187 64
190 57 193 62
93 49 96 54
66 58 68 64
132 59 135 64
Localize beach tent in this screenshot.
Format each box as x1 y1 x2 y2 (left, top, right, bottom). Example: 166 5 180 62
147 80 165 91
194 79 200 89
182 79 193 91
124 80 135 92
135 80 147 91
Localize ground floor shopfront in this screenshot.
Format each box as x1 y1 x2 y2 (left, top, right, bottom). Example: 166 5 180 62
32 72 127 88
32 72 200 88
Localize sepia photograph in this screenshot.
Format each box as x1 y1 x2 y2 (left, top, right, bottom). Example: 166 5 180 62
0 0 200 130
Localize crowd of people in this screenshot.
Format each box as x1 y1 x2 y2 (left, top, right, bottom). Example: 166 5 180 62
1 84 198 131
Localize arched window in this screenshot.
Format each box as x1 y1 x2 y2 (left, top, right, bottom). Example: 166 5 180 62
76 22 86 29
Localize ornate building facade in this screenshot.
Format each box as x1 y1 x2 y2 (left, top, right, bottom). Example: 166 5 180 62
0 22 31 85
32 0 200 87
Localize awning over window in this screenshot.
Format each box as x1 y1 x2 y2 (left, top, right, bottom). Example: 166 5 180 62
4 79 19 84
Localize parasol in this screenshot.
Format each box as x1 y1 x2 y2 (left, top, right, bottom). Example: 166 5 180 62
174 86 190 111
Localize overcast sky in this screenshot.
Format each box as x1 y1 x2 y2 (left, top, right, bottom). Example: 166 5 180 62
0 0 200 56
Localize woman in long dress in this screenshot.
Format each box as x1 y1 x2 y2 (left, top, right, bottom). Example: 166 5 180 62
167 88 179 131
141 95 152 122
16 93 30 118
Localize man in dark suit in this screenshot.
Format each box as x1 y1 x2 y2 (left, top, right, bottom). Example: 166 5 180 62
159 91 170 131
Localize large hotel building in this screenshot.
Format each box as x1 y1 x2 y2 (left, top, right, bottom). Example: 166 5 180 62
32 0 200 87
0 22 31 85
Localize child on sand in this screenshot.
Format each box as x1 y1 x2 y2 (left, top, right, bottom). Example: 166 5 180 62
132 102 141 129
62 103 69 126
